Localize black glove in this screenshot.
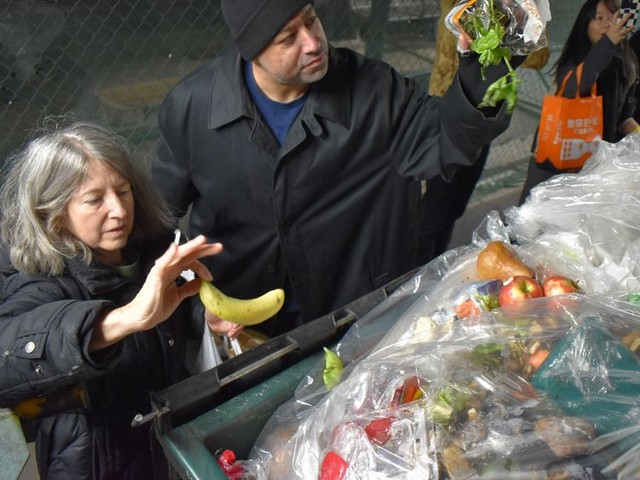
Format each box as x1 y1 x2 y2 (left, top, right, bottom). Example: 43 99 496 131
458 52 527 108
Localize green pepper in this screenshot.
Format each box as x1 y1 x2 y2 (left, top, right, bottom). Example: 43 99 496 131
323 347 344 390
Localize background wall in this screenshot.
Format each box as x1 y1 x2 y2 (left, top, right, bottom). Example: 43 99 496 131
1 0 582 196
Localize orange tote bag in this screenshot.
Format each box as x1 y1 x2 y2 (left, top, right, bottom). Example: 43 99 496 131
535 63 603 171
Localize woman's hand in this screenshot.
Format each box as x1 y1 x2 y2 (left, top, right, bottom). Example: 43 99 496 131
90 235 223 350
205 309 244 339
607 11 636 45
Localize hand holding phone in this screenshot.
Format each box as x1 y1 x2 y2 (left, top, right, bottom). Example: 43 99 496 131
620 0 640 29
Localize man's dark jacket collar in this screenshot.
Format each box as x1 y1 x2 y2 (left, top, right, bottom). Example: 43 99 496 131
207 46 351 132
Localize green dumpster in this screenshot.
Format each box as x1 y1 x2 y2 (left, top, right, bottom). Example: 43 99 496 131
158 351 321 479
148 271 418 479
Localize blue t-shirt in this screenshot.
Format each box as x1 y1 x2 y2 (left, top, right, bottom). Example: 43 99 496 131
245 62 308 146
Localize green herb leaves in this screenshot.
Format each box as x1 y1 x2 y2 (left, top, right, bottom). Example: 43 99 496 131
474 25 509 67
466 0 520 113
479 70 520 113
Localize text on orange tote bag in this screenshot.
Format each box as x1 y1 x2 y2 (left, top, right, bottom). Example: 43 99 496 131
535 62 603 171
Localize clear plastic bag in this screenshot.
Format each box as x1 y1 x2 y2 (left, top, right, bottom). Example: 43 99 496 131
506 135 640 295
236 136 640 478
249 292 640 479
445 0 552 56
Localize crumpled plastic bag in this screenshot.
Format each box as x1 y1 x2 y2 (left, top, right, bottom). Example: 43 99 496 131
249 290 640 478
446 0 552 56
235 133 640 479
506 134 640 294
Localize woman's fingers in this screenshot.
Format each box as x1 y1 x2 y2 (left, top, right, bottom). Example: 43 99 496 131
176 277 203 301
610 11 635 43
226 323 244 339
188 259 215 282
620 11 633 25
177 237 223 262
205 309 245 337
154 235 222 278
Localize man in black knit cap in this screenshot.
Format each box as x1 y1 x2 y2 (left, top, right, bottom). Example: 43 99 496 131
152 1 524 338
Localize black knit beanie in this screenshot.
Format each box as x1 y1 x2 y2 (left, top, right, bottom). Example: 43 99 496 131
221 0 314 61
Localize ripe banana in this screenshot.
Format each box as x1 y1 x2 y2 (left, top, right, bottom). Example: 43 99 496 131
199 281 285 325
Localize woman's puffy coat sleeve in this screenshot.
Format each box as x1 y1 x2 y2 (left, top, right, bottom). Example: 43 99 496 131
0 276 118 406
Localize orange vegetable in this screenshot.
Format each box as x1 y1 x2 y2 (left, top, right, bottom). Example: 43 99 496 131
454 298 481 319
398 376 427 404
528 349 550 371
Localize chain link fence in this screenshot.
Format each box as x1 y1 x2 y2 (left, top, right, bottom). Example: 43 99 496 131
1 0 582 193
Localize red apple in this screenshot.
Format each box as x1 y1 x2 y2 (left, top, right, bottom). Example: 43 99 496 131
499 275 544 306
542 275 580 297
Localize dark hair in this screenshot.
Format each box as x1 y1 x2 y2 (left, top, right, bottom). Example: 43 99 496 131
0 121 176 275
555 0 637 86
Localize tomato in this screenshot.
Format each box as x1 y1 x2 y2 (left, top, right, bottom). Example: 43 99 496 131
364 416 396 445
320 450 348 480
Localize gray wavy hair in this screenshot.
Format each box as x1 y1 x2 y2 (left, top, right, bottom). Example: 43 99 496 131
0 121 176 275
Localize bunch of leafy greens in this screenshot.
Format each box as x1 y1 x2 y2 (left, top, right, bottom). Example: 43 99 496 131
461 0 520 113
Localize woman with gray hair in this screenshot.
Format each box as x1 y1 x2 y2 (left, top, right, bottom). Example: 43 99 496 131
0 122 232 479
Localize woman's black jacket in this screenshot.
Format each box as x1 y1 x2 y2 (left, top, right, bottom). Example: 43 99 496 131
559 35 638 143
0 236 201 480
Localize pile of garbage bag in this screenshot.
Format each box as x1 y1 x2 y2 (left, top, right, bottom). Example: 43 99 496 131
236 137 640 479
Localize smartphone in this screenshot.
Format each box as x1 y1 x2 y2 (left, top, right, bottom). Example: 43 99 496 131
620 0 640 28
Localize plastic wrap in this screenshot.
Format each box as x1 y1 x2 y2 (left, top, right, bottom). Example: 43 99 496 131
506 135 640 294
445 0 551 56
249 294 640 478
229 137 640 479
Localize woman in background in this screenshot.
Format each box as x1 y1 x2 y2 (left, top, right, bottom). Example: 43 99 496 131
519 0 640 204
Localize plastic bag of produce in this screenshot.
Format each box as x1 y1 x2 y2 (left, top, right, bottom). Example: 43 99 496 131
445 0 552 56
228 122 640 480
506 134 640 294
249 279 640 478
445 0 551 112
249 280 640 478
